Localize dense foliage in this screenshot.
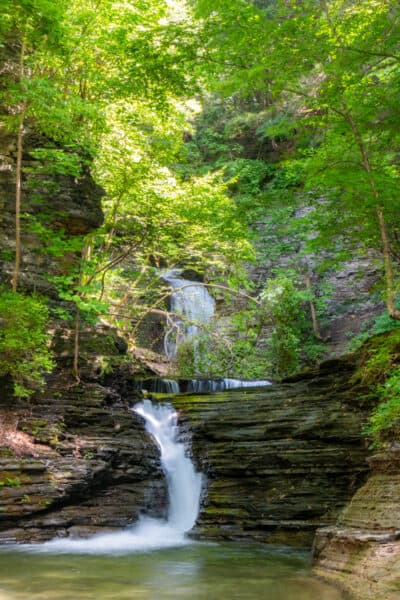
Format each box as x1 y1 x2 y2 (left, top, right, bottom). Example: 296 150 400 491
0 290 54 397
1 0 400 432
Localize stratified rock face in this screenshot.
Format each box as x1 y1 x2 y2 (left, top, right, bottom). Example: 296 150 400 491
173 359 369 546
250 214 383 358
0 127 104 294
0 374 167 543
313 449 400 600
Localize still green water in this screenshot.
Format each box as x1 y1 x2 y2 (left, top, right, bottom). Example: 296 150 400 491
0 542 344 600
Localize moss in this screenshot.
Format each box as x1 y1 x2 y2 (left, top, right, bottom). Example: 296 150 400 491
0 447 15 458
351 330 400 444
20 418 65 446
204 507 248 517
0 470 31 487
352 330 400 387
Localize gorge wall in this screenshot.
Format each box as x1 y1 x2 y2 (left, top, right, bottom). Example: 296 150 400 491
173 357 369 546
313 449 400 600
0 370 167 543
0 126 104 295
0 355 369 546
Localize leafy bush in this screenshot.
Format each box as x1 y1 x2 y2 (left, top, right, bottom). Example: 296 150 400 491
0 290 54 398
346 307 400 353
351 330 400 445
260 274 308 376
176 272 324 380
176 329 269 379
365 367 400 445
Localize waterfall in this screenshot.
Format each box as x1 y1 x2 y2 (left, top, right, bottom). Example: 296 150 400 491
160 270 271 390
135 400 202 532
134 378 180 394
187 378 271 392
134 377 271 394
162 269 215 359
37 400 202 554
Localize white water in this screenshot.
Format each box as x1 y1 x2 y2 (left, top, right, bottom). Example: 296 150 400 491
135 377 271 394
29 400 202 555
187 378 272 392
163 269 215 359
161 270 271 390
135 400 202 532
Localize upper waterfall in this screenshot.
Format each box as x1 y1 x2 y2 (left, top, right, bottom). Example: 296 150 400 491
162 269 215 359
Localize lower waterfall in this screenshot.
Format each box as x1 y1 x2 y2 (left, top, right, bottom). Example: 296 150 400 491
35 400 202 554
135 400 202 533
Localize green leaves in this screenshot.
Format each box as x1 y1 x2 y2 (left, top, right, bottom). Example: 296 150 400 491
0 290 54 398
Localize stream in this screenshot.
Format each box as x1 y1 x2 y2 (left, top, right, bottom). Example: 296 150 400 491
0 544 345 600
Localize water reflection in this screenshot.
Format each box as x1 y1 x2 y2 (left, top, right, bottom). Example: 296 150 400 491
0 543 344 600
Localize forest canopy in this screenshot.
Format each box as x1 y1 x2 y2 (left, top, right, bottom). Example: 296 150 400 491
1 0 400 440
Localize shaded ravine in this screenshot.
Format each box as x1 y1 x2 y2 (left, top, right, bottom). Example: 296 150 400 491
0 356 368 548
0 391 353 599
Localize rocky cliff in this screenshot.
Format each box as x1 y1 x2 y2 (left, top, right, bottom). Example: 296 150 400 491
173 357 369 546
313 448 400 600
251 218 384 359
0 369 167 543
0 125 104 294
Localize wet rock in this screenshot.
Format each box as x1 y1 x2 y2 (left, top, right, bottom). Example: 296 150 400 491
0 374 167 543
173 359 369 546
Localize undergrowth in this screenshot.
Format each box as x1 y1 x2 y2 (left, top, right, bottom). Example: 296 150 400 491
352 328 400 446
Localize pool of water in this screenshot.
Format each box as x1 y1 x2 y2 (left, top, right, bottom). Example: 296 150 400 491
0 542 345 600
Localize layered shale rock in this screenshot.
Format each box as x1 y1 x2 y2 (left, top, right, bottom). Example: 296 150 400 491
313 448 400 600
0 125 104 294
173 357 369 546
0 372 167 543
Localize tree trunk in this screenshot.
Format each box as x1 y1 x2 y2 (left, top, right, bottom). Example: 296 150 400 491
342 106 400 319
11 112 25 292
73 306 81 383
11 39 27 292
377 207 400 319
305 276 323 339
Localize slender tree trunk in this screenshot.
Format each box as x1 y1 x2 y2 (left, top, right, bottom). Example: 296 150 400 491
73 306 81 383
12 112 25 292
12 39 26 293
377 207 400 319
305 276 323 339
342 106 400 319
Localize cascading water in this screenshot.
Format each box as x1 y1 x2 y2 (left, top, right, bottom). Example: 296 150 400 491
187 378 271 393
160 269 271 390
135 400 202 533
32 400 202 554
162 269 215 359
135 377 271 394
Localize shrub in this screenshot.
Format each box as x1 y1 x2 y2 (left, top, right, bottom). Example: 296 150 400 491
0 290 54 398
365 367 400 445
